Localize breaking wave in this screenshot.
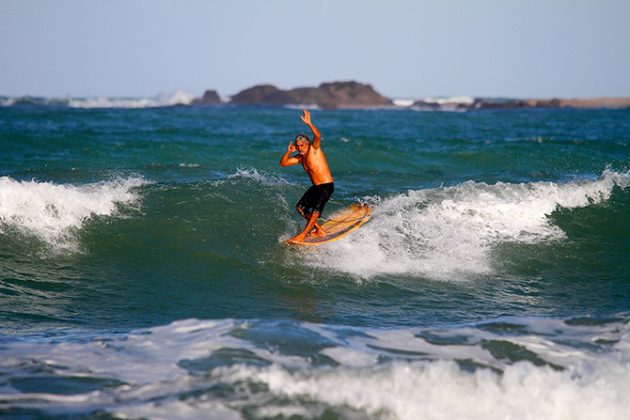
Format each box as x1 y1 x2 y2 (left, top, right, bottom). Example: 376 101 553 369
0 91 195 109
1 315 628 419
303 170 630 280
0 176 146 251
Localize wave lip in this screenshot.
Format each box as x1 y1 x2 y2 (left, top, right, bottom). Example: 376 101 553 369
303 170 630 280
0 176 146 251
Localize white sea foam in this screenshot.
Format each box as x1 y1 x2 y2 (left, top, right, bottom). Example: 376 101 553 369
0 176 146 251
410 95 476 112
421 95 476 105
0 92 196 108
1 316 629 419
284 103 321 110
304 170 630 280
234 357 630 420
0 97 16 106
225 168 291 187
64 91 195 108
115 399 242 420
393 98 415 107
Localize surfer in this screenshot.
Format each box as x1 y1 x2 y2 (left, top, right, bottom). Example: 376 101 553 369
279 109 334 243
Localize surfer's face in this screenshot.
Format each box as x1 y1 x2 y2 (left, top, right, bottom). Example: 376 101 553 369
295 139 309 155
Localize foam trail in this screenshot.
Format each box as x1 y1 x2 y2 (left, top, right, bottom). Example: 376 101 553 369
0 176 146 251
304 170 630 280
1 316 629 419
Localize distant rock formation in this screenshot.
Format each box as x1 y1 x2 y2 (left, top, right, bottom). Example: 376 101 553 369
412 99 470 111
229 81 393 109
191 90 222 105
411 97 630 111
190 83 630 111
548 97 630 109
230 85 282 104
470 98 563 110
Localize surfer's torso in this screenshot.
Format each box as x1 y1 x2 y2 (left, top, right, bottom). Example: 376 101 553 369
299 146 334 185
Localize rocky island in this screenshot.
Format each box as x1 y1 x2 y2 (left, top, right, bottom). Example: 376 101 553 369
229 81 393 109
189 81 392 109
189 80 630 111
190 89 221 105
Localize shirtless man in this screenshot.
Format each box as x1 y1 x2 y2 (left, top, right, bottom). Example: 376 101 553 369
279 109 334 243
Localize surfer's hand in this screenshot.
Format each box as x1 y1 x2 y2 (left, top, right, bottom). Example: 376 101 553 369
287 142 296 153
300 109 311 125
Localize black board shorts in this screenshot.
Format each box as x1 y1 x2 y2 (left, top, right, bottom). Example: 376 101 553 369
297 182 334 216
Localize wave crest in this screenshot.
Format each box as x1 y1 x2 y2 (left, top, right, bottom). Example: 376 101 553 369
304 170 630 280
0 176 146 251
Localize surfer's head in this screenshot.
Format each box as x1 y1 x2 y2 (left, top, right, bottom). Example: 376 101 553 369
294 133 310 155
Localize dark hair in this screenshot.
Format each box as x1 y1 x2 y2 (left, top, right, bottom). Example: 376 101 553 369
294 133 310 144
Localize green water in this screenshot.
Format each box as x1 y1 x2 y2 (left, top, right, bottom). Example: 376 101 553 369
0 106 629 418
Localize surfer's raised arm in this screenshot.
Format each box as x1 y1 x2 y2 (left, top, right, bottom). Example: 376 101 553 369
300 109 321 149
279 142 300 167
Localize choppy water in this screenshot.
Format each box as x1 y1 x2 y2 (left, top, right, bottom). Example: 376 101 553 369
1 105 629 419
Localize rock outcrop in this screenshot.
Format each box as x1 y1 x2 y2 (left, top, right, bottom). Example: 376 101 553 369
230 85 284 105
229 81 393 109
411 97 630 111
191 90 222 105
190 84 630 111
471 98 562 110
548 97 630 109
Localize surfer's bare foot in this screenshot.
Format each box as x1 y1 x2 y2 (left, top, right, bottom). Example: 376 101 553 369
289 233 306 243
312 227 326 237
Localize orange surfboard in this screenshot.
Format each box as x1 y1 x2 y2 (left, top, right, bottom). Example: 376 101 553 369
284 203 372 246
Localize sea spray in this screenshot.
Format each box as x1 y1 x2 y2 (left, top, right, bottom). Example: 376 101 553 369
0 176 146 251
226 167 292 187
303 170 630 280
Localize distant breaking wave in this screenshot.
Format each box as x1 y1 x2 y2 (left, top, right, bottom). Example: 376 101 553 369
420 95 475 105
0 91 195 109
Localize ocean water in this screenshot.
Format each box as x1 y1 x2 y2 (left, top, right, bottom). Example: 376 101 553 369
0 104 629 419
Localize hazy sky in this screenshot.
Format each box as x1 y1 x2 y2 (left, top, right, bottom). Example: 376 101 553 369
1 0 629 99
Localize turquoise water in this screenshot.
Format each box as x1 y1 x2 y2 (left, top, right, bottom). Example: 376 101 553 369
1 105 629 418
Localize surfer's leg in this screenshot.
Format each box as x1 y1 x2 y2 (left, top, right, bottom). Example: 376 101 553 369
304 211 325 237
296 206 324 235
309 183 333 236
291 211 321 242
311 212 325 236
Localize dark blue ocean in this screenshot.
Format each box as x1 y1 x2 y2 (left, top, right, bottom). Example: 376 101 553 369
1 102 629 419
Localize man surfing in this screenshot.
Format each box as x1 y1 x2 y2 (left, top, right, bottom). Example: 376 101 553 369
279 109 334 243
